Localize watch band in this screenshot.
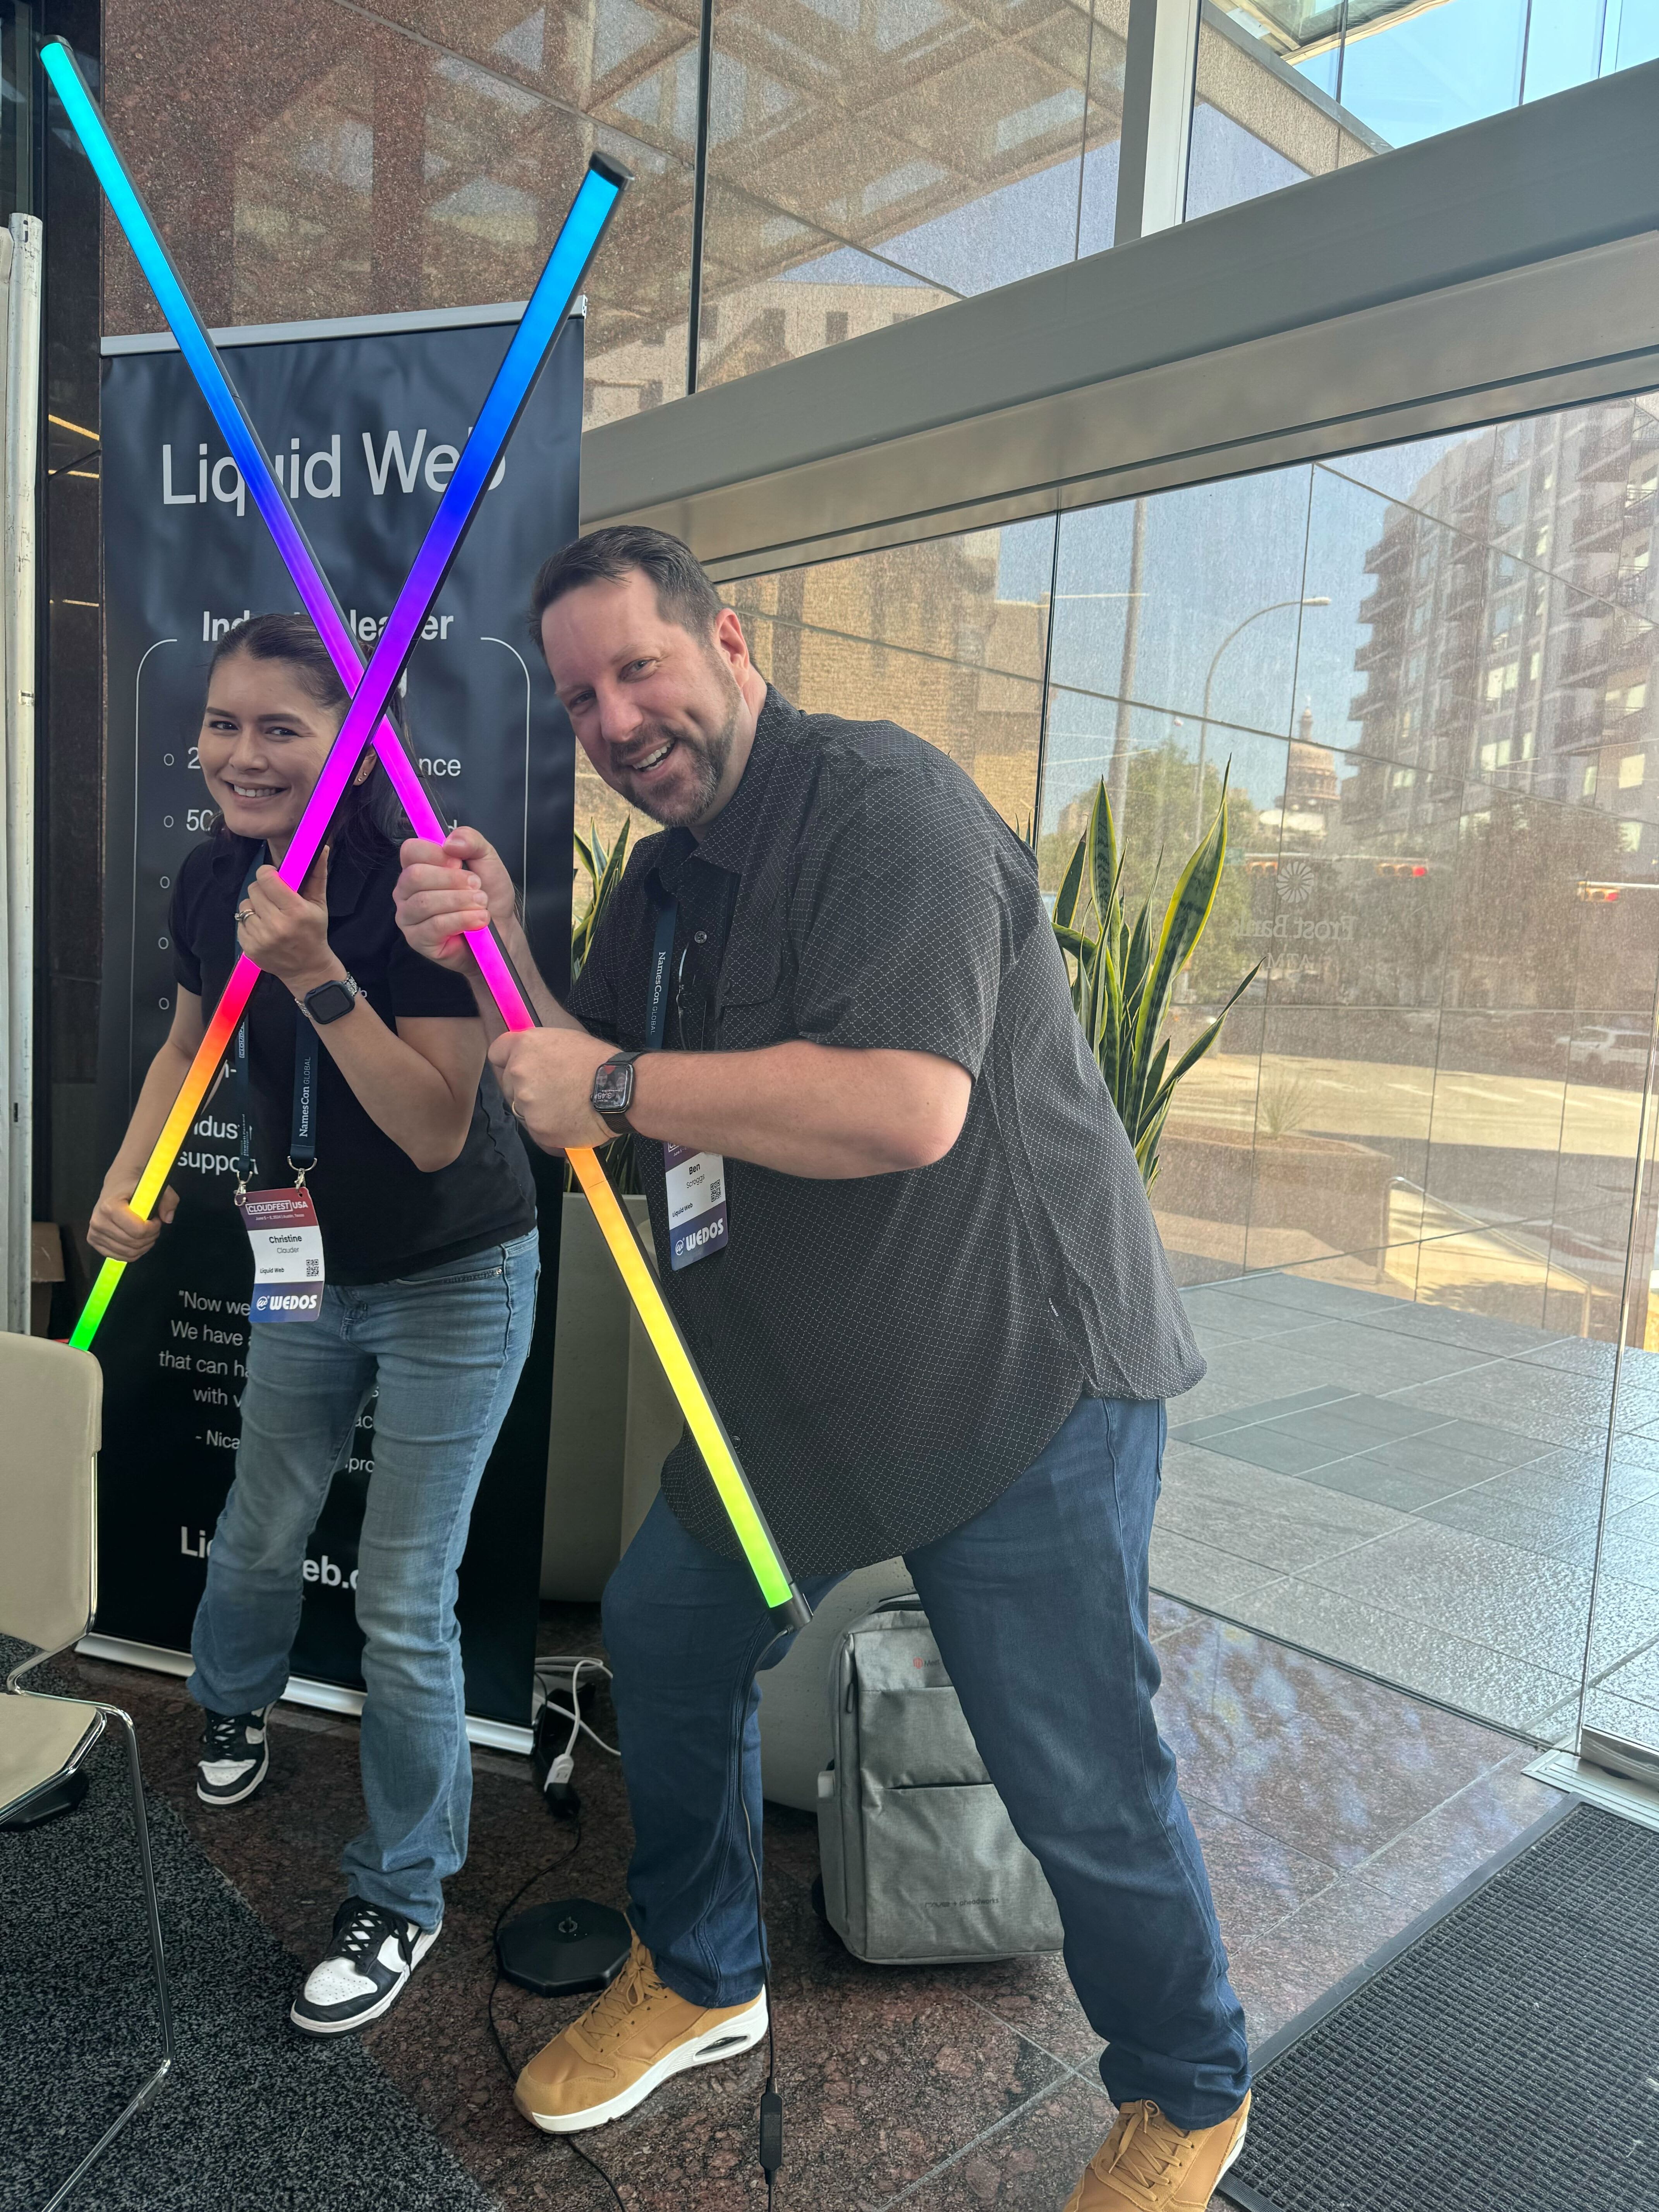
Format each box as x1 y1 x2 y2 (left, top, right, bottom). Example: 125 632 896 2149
592 1048 646 1136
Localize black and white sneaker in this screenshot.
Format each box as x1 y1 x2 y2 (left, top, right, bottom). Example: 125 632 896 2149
289 1897 441 2036
196 1705 272 1806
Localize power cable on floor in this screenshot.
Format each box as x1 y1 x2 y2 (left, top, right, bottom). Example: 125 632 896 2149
501 1639 788 2206
741 1790 782 2212
485 1824 627 2212
745 1623 792 2212
533 1656 622 1762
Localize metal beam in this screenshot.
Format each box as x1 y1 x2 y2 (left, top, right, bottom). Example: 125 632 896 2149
1115 0 1202 246
581 62 1659 582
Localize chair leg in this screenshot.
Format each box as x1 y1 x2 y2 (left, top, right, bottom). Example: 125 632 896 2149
110 1706 177 2066
37 1709 175 2212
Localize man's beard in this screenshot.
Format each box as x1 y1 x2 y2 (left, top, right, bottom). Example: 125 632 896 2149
624 683 739 828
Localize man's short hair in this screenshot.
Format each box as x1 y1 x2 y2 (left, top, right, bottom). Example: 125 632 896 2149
529 525 723 642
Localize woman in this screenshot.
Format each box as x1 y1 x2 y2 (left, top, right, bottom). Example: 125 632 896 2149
89 614 538 2035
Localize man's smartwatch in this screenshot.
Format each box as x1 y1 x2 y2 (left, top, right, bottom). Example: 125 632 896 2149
591 1048 647 1136
302 972 360 1026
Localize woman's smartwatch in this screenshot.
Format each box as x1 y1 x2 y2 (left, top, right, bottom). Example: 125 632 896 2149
302 972 360 1025
591 1049 647 1135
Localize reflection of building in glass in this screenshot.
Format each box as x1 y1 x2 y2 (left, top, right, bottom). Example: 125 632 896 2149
577 525 1052 844
1343 401 1659 871
737 534 1048 819
594 271 950 411
1258 703 1337 840
101 0 1654 443
106 0 1417 427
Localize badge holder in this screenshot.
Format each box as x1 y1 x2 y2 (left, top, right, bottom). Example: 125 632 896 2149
230 1000 326 1325
238 1166 325 1325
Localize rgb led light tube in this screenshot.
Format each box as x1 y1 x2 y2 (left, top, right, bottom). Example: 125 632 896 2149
47 40 807 1623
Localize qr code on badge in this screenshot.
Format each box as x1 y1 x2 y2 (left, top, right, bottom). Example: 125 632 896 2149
306 1259 320 1278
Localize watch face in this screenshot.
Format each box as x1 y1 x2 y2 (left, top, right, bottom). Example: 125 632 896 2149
306 979 356 1024
592 1060 634 1113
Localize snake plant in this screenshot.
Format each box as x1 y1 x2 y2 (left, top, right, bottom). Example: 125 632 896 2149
572 817 631 982
570 819 639 1194
1052 772 1258 1188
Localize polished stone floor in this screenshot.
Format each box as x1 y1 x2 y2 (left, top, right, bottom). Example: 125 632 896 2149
1159 1273 1659 1743
48 1593 1558 2212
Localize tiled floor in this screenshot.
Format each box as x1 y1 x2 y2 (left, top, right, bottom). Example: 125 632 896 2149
45 1593 1557 2212
1159 1271 1659 1741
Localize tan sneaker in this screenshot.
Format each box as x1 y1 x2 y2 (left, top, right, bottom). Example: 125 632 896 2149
513 1933 768 2133
1063 2094 1250 2211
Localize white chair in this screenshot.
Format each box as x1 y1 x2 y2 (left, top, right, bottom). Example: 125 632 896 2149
1 1332 174 2209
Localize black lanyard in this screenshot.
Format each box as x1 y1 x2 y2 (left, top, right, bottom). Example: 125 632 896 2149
645 892 677 1053
230 851 320 1195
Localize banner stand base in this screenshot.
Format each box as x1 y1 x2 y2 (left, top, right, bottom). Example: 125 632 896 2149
76 1633 533 1755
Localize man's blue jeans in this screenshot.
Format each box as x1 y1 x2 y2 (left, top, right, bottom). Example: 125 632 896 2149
188 1231 539 1928
603 1393 1250 2129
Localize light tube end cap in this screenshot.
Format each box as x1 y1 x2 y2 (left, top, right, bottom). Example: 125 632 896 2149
777 1589 814 1632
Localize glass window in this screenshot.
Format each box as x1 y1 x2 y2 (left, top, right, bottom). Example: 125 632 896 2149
1048 471 1314 747
1186 13 1379 225
1029 396 1659 1739
734 520 1053 811
1333 0 1528 148
1034 396 1659 1332
1604 0 1659 73
575 515 1056 851
1194 0 1653 225
696 0 1123 389
103 4 697 426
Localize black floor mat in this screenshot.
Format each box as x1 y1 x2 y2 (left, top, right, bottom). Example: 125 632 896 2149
1221 1798 1657 2212
1 1650 495 2212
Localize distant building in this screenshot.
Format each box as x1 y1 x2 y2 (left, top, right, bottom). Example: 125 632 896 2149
1258 704 1338 840
1343 400 1659 867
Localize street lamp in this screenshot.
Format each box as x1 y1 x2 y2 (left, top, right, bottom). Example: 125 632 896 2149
1192 596 1330 843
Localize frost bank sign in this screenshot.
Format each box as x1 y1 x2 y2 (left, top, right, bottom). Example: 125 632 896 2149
91 305 581 1721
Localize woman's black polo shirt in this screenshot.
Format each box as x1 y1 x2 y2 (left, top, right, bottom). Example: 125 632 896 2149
170 832 535 1284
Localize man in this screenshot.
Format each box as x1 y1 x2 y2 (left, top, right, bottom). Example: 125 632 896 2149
394 526 1251 2211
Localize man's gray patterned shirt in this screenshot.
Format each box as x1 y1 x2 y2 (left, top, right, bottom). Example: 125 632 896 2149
567 688 1204 1575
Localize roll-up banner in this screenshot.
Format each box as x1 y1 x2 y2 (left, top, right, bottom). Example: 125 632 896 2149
91 305 582 1740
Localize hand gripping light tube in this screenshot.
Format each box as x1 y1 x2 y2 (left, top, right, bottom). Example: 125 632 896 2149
50 41 809 1625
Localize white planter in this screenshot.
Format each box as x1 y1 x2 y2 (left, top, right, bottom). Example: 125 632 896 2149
540 1192 680 1600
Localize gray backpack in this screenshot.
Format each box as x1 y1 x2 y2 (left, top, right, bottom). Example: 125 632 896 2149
814 1595 1064 1966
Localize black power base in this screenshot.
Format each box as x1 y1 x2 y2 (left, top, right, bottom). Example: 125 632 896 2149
496 1898 632 1998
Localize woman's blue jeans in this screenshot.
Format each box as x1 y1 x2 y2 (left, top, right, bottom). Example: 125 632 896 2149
187 1231 539 1928
603 1393 1250 2130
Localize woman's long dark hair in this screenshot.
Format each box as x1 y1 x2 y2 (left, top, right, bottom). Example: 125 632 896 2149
207 613 408 861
